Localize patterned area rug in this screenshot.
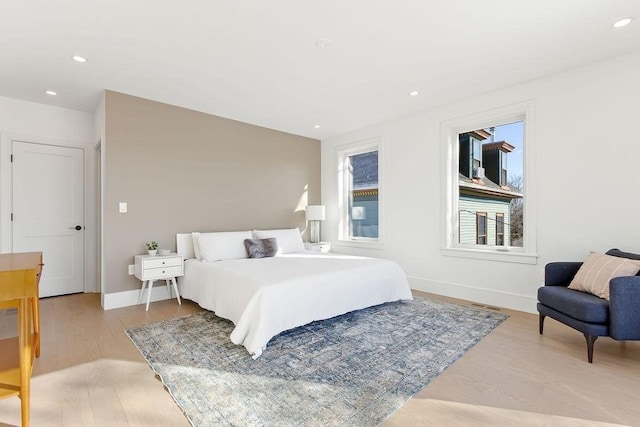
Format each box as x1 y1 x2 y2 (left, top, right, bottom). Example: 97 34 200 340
126 296 507 426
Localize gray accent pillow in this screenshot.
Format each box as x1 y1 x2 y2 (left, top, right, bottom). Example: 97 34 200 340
244 238 278 259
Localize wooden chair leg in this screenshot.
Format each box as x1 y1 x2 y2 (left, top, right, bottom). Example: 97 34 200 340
539 314 545 334
583 334 598 363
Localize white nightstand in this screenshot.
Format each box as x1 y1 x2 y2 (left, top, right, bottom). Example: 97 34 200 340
134 253 184 311
304 241 331 253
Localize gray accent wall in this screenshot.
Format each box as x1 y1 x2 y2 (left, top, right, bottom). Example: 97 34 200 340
104 91 320 294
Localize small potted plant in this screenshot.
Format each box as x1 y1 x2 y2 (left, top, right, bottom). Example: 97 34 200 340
146 241 158 256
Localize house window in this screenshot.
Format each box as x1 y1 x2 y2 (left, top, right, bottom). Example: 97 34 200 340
500 151 508 186
441 100 537 264
337 140 381 243
496 213 505 246
472 137 482 175
476 212 487 245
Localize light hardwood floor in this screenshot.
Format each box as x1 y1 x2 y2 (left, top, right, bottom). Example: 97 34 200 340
0 291 638 427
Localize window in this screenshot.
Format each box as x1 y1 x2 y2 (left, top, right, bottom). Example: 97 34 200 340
337 140 381 244
476 212 487 245
441 100 537 264
472 137 482 174
496 213 505 246
457 122 523 247
500 151 508 186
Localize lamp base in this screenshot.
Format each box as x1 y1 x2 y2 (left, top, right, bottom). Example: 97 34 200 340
310 221 320 243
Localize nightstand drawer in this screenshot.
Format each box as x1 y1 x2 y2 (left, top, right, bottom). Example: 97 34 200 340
142 265 183 280
143 256 182 269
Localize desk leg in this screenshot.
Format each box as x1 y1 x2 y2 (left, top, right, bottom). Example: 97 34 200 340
32 296 40 358
18 298 31 427
145 280 155 311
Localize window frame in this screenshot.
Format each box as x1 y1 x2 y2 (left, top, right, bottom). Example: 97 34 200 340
440 100 537 264
335 138 383 249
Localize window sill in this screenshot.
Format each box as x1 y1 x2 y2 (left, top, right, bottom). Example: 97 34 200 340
335 239 384 250
441 247 538 264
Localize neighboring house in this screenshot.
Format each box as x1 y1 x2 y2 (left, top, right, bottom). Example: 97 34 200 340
458 130 522 246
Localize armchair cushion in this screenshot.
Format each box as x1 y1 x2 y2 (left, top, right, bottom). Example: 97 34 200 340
538 285 609 324
567 252 640 299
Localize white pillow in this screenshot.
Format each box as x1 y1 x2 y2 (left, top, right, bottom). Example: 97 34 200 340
191 232 202 260
195 231 253 262
253 228 305 254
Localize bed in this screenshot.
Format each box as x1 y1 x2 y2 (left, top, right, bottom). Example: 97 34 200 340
176 231 413 358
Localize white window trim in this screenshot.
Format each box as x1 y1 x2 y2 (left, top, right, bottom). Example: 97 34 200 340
440 100 537 264
335 137 383 249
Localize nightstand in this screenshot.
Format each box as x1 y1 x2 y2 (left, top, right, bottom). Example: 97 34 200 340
304 241 331 253
135 253 184 311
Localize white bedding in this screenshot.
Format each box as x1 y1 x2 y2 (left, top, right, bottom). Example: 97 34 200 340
179 251 413 358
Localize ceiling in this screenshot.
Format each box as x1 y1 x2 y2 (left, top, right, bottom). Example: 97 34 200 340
1 1 639 140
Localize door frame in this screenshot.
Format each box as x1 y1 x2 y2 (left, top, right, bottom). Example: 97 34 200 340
0 132 97 293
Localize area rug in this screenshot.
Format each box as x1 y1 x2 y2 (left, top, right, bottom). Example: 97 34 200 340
126 296 507 426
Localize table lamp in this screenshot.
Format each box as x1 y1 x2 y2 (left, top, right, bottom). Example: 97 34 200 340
305 205 325 243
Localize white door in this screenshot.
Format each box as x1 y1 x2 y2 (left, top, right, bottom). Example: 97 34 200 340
12 141 84 297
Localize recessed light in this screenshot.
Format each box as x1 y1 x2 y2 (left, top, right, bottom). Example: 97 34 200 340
613 17 633 28
409 90 419 97
315 38 333 48
314 124 321 129
72 55 87 63
45 90 57 96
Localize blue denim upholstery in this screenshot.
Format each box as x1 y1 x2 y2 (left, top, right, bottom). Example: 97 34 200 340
609 276 640 340
537 248 640 362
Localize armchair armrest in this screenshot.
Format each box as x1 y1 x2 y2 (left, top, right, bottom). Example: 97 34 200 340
609 276 640 340
544 262 583 286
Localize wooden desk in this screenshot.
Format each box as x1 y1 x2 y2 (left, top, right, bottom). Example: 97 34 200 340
0 252 43 427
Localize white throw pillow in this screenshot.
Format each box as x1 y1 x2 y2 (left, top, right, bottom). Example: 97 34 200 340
253 228 305 254
195 231 253 262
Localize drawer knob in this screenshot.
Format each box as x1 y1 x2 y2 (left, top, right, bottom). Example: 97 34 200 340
162 270 165 274
162 261 165 265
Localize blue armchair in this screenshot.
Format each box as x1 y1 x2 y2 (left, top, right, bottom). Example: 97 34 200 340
537 248 640 363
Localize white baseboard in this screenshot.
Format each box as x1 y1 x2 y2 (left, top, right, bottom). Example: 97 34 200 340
408 276 537 314
102 283 180 310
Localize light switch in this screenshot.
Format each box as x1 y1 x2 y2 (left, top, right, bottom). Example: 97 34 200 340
119 202 127 213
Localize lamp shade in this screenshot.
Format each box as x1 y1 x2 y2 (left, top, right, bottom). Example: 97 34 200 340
305 205 325 221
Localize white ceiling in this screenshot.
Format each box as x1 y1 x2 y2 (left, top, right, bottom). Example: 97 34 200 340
1 1 639 139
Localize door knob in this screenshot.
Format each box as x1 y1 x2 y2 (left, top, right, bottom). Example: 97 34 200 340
69 225 83 230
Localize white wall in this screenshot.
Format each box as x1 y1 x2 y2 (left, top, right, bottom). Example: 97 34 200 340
321 51 640 313
0 96 98 292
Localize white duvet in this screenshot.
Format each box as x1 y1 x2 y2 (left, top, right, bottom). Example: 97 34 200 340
179 251 413 358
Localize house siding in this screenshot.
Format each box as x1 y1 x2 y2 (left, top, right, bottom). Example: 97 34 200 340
458 196 511 245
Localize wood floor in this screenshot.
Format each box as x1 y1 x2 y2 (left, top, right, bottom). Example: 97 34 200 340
0 291 638 427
